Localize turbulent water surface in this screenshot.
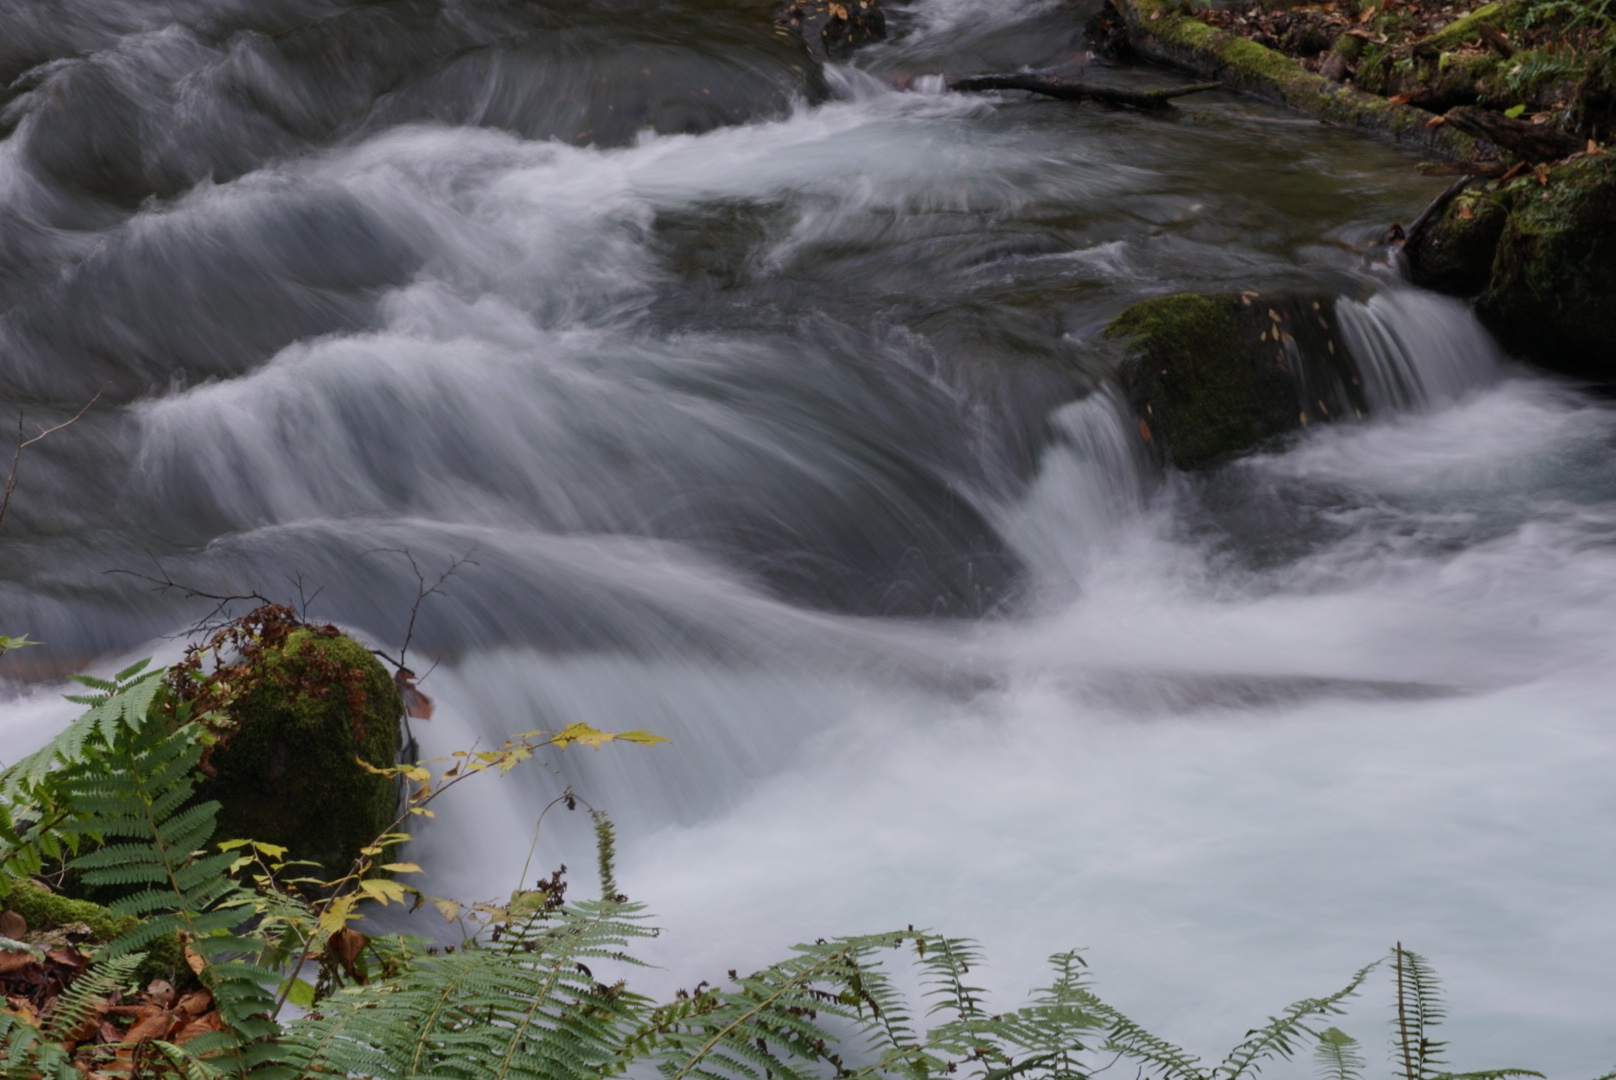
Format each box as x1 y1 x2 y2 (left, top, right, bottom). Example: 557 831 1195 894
3 0 1615 1072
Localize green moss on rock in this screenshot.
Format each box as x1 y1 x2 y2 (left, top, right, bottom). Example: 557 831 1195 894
3 879 186 982
1477 154 1616 378
196 629 402 879
1107 0 1479 157
1105 290 1364 469
4 879 134 942
1406 187 1510 295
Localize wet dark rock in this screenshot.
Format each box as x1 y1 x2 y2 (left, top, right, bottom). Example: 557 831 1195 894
776 0 886 62
1477 155 1616 379
1569 47 1616 144
1085 3 1135 61
1404 155 1616 380
1105 291 1365 470
1404 184 1508 296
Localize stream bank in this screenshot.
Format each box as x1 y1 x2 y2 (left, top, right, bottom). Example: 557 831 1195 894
1084 0 1615 425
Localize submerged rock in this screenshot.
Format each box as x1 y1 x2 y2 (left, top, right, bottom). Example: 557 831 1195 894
192 623 402 880
1406 154 1616 380
1105 291 1365 469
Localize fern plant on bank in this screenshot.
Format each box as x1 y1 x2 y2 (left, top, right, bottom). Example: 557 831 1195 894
3 667 1614 1080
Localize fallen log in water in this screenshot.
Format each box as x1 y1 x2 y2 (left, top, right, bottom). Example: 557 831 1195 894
1440 105 1583 164
946 72 1222 110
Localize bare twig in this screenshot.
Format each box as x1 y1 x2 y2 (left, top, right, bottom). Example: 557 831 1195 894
104 555 276 635
0 389 104 530
286 571 325 622
363 545 479 675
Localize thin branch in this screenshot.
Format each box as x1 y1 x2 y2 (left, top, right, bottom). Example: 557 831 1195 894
363 545 479 675
286 571 326 623
104 555 275 636
0 388 104 530
947 73 1222 110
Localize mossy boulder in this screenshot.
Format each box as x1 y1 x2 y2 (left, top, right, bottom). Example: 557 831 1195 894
1478 154 1616 378
4 879 134 944
3 879 186 982
1405 155 1616 380
1405 185 1510 296
1106 290 1366 469
195 629 402 879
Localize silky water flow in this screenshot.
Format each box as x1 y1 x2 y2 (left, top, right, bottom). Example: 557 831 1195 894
1 0 1613 1071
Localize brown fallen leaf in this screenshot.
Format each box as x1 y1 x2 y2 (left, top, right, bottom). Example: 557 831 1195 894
0 911 26 939
183 946 206 976
6 995 39 1025
0 951 38 976
48 948 90 972
1459 201 1474 219
395 669 435 720
122 1010 178 1044
1423 114 1446 128
1137 418 1153 442
97 1020 124 1044
1387 92 1414 105
329 927 369 983
1534 163 1551 185
59 1005 103 1047
144 980 176 1009
177 990 214 1019
173 1010 226 1045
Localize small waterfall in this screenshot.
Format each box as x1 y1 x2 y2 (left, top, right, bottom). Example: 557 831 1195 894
998 382 1150 590
1337 288 1505 411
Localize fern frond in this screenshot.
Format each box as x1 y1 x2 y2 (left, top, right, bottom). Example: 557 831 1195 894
57 718 283 1071
593 810 619 899
1217 959 1379 1080
41 953 145 1043
1091 998 1208 1080
0 1013 79 1080
0 668 163 800
1431 1070 1546 1080
1392 945 1446 1080
639 934 874 1080
280 900 655 1080
921 937 989 1020
1313 1027 1364 1080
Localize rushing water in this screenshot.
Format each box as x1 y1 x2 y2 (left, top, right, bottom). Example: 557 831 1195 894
4 0 1616 1072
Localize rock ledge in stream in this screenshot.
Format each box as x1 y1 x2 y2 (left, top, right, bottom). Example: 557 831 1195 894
1105 291 1365 470
776 0 886 63
1406 153 1616 379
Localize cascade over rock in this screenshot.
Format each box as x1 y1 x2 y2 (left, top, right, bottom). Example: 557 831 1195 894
1105 291 1365 469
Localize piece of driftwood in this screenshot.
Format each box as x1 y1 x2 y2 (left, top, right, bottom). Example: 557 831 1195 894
1442 105 1582 162
946 73 1221 111
1416 159 1508 177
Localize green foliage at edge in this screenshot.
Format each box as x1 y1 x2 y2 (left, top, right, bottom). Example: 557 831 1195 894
3 669 1613 1080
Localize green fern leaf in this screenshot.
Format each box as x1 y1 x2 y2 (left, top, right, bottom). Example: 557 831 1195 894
1312 1027 1363 1080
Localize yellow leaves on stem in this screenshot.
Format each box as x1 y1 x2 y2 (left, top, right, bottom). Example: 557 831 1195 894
550 723 670 750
